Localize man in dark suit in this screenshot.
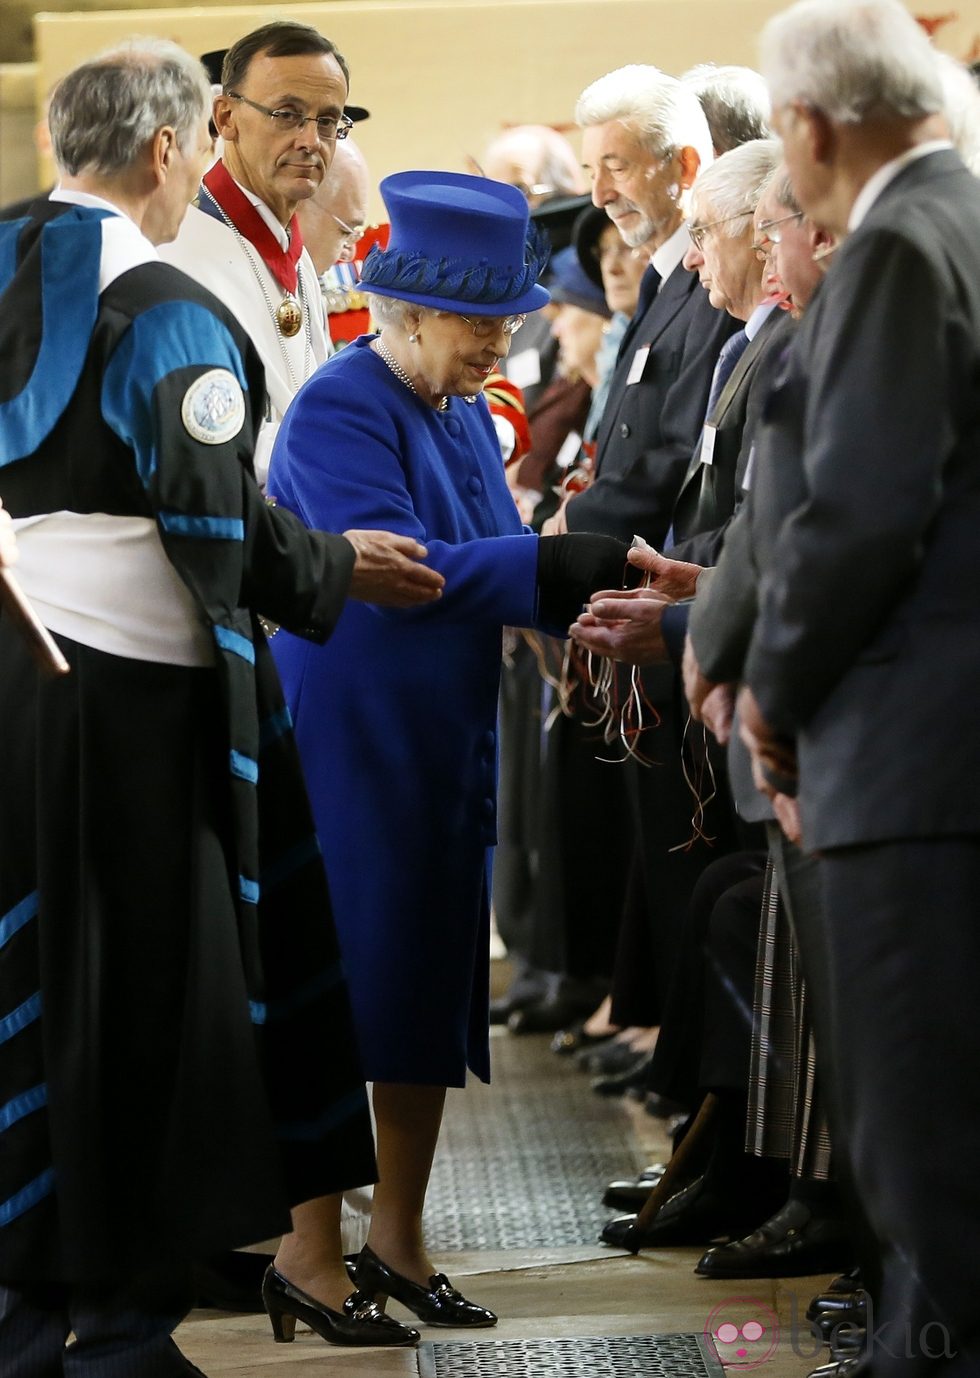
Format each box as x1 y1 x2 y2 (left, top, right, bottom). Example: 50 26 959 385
545 64 739 545
728 1 980 1371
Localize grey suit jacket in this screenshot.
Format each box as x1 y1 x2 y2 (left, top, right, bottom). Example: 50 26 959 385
737 148 980 849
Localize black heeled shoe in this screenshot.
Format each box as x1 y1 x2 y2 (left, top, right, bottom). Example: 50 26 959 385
261 1264 420 1347
354 1245 497 1327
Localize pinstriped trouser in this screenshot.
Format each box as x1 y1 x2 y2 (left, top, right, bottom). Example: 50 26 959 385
0 1274 197 1378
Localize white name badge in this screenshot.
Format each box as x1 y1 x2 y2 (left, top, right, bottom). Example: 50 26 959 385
626 345 650 386
506 348 542 391
555 430 582 470
742 444 756 491
699 424 717 467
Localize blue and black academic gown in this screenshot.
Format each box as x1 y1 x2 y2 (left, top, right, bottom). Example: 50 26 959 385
0 200 376 1285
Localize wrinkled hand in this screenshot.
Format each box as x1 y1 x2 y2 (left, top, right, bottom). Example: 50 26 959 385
0 499 18 569
682 635 717 721
343 529 445 608
737 685 799 781
569 588 669 665
771 792 802 845
700 684 736 744
627 545 703 601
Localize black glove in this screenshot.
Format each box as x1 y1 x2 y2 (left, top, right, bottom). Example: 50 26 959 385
536 533 634 628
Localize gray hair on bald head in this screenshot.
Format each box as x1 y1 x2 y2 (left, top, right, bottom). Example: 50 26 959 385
681 64 772 153
760 0 944 124
690 137 783 232
50 36 211 177
576 64 714 171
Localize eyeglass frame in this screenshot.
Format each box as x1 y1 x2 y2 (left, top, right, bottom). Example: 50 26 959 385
455 312 527 339
752 211 805 262
331 212 365 260
227 91 353 142
687 208 754 252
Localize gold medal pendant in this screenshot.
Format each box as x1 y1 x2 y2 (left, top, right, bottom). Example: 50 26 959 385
276 294 303 337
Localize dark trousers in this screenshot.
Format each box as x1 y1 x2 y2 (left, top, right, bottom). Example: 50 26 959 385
0 1274 196 1378
818 839 980 1378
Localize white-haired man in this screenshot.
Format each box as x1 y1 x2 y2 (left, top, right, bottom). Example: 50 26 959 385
0 38 441 1375
550 64 739 543
732 2 980 1371
681 63 773 155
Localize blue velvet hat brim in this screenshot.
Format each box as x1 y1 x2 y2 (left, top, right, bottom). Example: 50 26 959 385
362 279 551 316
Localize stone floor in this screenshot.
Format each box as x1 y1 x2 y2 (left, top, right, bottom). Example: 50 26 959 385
176 1030 829 1378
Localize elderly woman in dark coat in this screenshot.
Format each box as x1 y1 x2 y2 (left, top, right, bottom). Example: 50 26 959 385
263 171 631 1337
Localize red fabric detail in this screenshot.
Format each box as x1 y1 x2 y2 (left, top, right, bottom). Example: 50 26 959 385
203 161 304 294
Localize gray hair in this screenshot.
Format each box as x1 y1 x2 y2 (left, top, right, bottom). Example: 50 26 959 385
681 64 772 154
50 37 211 177
760 0 944 124
576 65 713 170
762 162 803 215
366 294 418 331
690 138 783 232
935 50 980 176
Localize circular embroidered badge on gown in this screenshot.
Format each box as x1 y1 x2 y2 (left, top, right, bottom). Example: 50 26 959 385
181 368 246 445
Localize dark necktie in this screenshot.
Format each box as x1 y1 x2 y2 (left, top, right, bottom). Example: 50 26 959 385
703 327 750 422
616 263 662 363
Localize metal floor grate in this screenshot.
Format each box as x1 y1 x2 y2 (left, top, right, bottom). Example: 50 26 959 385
417 1334 724 1378
423 1035 645 1250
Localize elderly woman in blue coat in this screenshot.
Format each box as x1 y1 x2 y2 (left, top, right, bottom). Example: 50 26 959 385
262 171 630 1340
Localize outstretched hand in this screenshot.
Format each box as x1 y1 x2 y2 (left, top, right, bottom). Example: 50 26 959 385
569 588 670 665
626 545 703 601
344 529 445 607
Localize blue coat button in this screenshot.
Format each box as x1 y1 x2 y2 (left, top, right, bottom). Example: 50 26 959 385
444 416 462 439
467 476 483 496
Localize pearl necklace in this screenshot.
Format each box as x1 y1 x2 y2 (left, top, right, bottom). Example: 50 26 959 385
373 337 478 411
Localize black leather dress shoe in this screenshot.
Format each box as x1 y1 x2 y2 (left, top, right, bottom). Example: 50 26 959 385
694 1200 854 1279
354 1245 497 1327
600 1175 761 1254
807 1359 870 1378
591 1050 655 1097
507 993 597 1035
813 1296 867 1344
602 1163 666 1210
261 1266 419 1347
579 1038 646 1076
550 1023 614 1056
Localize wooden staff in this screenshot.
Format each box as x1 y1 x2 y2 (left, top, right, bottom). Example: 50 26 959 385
0 568 70 676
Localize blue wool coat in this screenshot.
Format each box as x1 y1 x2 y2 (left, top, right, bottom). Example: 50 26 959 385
269 336 541 1085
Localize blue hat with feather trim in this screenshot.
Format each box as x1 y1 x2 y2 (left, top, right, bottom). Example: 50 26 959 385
359 170 551 316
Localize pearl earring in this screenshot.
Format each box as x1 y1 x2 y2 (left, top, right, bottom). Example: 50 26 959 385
409 332 419 343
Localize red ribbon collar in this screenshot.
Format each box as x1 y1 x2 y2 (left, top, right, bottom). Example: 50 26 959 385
202 161 304 296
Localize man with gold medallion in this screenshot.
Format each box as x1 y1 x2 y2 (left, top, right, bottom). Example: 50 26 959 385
161 21 347 485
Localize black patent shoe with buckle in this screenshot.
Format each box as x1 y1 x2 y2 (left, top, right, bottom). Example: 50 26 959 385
261 1264 420 1347
354 1245 497 1327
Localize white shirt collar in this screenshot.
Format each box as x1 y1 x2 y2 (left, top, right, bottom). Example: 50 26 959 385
231 172 291 250
744 300 776 342
50 186 132 221
651 220 691 289
848 141 952 232
49 185 158 291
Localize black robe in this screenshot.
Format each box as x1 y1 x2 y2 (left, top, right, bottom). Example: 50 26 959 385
0 200 375 1284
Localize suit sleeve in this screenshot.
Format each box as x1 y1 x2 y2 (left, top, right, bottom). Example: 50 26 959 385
100 296 354 642
269 367 539 628
744 228 955 731
687 498 759 684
